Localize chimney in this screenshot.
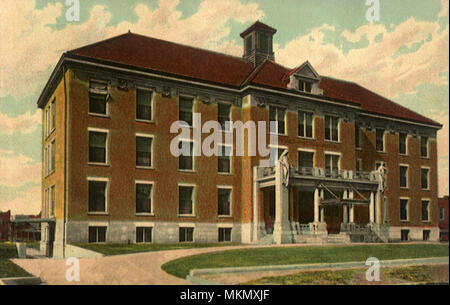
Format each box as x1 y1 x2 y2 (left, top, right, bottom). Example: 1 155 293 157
240 21 277 67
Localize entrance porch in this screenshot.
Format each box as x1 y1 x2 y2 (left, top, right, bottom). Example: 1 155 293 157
252 162 388 244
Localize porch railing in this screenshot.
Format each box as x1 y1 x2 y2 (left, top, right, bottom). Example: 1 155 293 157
257 165 377 183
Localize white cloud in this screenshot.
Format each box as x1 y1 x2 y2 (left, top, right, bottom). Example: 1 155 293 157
0 110 41 135
0 149 41 188
276 18 448 100
0 186 41 215
0 0 264 100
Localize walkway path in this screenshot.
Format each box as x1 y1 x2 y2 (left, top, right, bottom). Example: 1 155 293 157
11 243 446 285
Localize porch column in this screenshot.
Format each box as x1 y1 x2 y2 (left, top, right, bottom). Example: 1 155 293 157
349 190 355 223
342 190 348 223
273 161 292 244
320 189 325 222
314 188 320 223
252 166 260 242
369 192 375 223
375 190 382 224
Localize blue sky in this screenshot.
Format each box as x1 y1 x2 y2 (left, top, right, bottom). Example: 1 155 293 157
0 0 448 214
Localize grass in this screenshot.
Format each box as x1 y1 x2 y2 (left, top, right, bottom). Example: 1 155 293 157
75 242 240 256
246 269 358 285
245 265 449 285
162 244 449 279
0 243 32 278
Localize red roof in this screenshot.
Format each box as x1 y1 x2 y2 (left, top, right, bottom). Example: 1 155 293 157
240 21 277 38
69 32 254 88
67 32 440 127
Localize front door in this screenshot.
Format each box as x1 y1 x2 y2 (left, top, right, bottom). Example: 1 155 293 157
46 222 55 258
324 205 341 234
264 187 275 234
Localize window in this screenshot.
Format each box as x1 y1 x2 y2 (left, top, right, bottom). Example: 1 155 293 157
89 131 107 164
399 133 407 155
355 124 362 149
420 136 428 158
400 199 409 221
218 145 231 174
298 80 312 93
259 33 269 51
421 168 429 190
136 89 152 121
89 80 108 115
136 136 153 167
43 189 48 218
179 186 194 215
399 165 408 188
401 229 409 241
88 180 107 213
136 227 152 243
440 208 445 221
179 97 193 126
325 154 340 172
421 200 430 221
245 36 253 55
298 111 313 138
44 146 48 176
49 185 55 217
423 230 430 241
269 146 286 167
218 188 231 216
356 159 362 172
179 141 193 170
51 99 56 131
50 140 55 172
88 226 106 243
269 106 286 135
218 103 231 131
179 227 194 242
376 129 385 152
298 151 314 168
325 116 339 142
136 183 153 214
218 228 232 242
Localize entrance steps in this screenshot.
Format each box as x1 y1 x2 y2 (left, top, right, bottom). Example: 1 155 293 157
326 233 351 244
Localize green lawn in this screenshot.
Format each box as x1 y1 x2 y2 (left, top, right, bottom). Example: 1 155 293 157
75 242 240 256
0 243 32 278
244 265 449 285
162 244 449 279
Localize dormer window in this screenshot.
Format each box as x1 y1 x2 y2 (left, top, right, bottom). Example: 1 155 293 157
298 80 312 93
286 61 323 95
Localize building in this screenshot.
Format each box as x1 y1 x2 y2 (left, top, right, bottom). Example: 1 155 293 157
439 196 449 241
10 213 42 242
36 22 442 258
0 210 10 241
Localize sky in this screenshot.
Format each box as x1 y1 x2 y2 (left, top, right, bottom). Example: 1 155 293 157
0 0 448 215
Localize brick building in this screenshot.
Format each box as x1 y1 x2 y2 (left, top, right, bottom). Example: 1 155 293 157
36 22 442 258
439 196 449 241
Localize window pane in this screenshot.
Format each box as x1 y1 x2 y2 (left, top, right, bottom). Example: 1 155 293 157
305 113 313 137
136 137 152 167
305 82 312 93
179 97 193 126
376 129 384 151
399 133 407 154
136 89 152 120
136 184 152 213
97 227 106 242
422 201 429 221
89 132 107 163
332 117 339 141
89 93 107 114
421 137 428 157
179 187 193 215
400 200 408 221
179 142 193 170
325 116 331 140
259 33 268 51
421 169 429 189
89 181 106 212
400 166 408 187
144 227 152 242
218 103 231 130
298 111 305 137
88 227 97 243
298 151 314 168
136 227 143 243
218 189 231 216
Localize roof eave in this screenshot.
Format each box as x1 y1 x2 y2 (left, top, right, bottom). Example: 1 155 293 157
36 54 66 109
